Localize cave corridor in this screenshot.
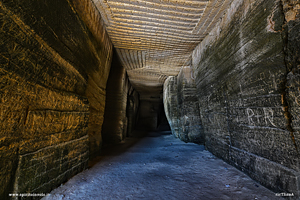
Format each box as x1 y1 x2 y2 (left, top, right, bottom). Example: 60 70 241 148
0 0 300 199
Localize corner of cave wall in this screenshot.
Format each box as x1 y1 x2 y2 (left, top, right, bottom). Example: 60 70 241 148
101 50 140 144
72 0 113 158
0 0 113 198
192 0 300 196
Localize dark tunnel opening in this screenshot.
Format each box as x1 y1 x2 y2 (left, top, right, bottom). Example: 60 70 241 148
101 49 171 148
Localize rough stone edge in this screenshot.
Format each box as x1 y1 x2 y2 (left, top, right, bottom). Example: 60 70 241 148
191 0 300 197
230 146 300 198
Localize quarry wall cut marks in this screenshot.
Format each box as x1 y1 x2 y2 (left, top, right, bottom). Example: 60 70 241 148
163 66 204 144
164 0 300 197
191 0 300 196
0 0 113 198
1 0 300 198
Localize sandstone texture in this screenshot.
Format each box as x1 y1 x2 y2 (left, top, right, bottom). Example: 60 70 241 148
0 0 112 198
164 66 204 144
1 0 300 198
189 0 300 197
164 0 300 197
164 77 180 138
102 50 139 144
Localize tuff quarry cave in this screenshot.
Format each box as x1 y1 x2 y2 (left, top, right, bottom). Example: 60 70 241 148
1 0 300 199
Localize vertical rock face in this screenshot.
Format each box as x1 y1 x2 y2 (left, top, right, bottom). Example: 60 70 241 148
72 0 113 158
164 77 180 138
163 66 204 144
191 0 300 196
102 50 139 144
0 0 112 198
177 67 204 144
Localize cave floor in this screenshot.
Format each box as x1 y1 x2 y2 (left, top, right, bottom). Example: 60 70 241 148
43 131 283 200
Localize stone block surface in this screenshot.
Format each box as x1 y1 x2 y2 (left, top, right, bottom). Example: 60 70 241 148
163 66 204 144
102 50 139 144
0 0 112 198
191 0 300 196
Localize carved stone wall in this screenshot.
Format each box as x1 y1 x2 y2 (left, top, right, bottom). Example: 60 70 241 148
164 76 180 138
102 50 139 144
163 66 204 144
192 0 300 196
0 0 112 198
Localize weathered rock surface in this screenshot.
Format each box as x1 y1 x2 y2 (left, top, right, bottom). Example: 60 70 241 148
102 50 139 144
164 76 180 138
1 0 300 198
189 0 300 197
164 66 204 144
0 0 112 198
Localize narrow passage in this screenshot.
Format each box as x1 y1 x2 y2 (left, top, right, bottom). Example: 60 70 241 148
43 131 282 200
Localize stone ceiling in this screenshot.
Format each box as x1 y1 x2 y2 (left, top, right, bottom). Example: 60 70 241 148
92 0 233 96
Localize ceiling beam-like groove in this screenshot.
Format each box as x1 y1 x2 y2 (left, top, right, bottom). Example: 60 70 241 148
142 51 146 68
109 5 204 18
111 18 195 32
201 0 232 35
124 49 135 70
110 37 200 47
112 13 200 24
110 21 193 34
112 44 194 51
138 50 143 69
107 1 206 15
93 0 113 24
110 0 209 9
92 0 235 95
107 25 201 38
193 0 227 34
112 16 197 28
116 48 131 69
111 9 203 21
196 0 227 35
107 28 203 41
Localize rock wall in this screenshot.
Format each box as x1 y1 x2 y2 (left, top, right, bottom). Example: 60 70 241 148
102 50 139 144
164 77 180 137
163 66 204 144
0 0 112 198
192 0 300 196
72 0 113 158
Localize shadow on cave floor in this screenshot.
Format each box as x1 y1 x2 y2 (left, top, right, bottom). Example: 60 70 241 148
89 130 172 168
43 130 283 200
